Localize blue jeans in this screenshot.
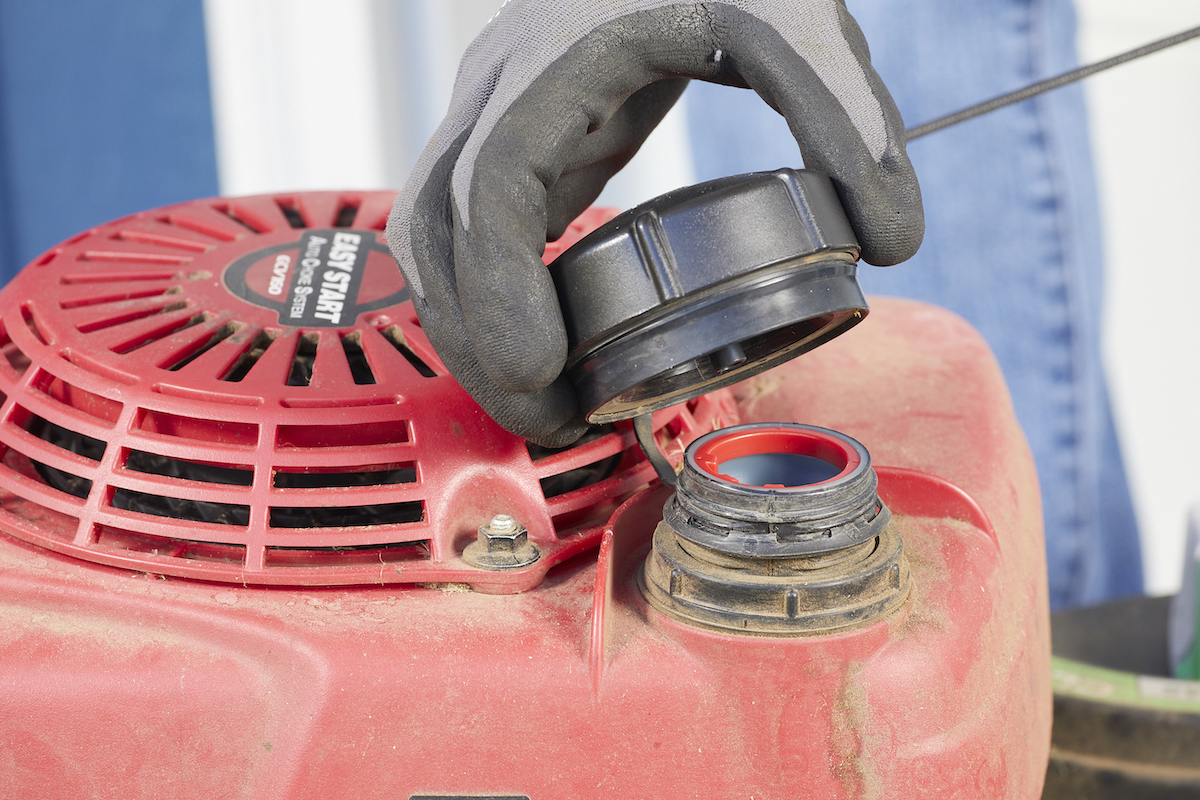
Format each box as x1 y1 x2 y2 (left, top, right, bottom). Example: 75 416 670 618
685 0 1142 609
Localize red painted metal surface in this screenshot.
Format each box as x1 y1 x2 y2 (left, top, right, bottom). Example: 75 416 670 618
0 295 1050 798
0 195 727 592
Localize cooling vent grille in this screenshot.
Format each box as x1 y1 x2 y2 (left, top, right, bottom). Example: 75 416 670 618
0 192 739 590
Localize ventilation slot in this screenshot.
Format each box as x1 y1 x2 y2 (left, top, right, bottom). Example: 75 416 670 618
287 333 319 386
269 500 424 529
80 251 190 266
0 321 31 377
22 414 105 499
164 321 243 371
527 425 622 498
273 462 416 488
30 462 92 498
114 229 210 253
657 415 686 444
264 540 429 567
31 372 122 423
125 450 254 486
60 287 172 309
217 203 270 233
112 488 251 526
113 311 206 355
58 270 179 285
540 451 624 499
276 420 408 449
25 414 107 460
222 329 279 382
380 325 437 377
21 305 47 345
276 199 306 229
340 331 375 384
0 455 81 535
334 202 359 227
159 213 239 242
94 525 246 564
77 301 187 334
136 408 258 446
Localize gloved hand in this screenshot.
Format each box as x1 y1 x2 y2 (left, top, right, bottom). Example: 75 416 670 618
387 0 923 447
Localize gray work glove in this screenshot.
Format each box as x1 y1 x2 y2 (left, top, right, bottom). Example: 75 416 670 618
387 0 923 447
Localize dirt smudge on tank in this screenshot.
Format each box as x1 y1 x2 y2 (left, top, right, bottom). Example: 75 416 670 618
889 515 952 642
831 663 882 800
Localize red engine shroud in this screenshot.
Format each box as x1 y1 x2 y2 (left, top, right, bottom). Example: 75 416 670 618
0 193 735 593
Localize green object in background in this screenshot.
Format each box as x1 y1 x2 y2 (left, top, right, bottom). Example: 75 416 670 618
1169 508 1200 680
1047 596 1200 797
1053 656 1200 713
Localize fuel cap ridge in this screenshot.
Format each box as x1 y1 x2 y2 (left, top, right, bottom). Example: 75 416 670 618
548 168 868 423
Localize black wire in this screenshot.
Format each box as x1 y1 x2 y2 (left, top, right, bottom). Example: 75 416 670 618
907 24 1200 140
633 414 677 487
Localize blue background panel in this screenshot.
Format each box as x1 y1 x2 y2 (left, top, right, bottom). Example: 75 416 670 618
0 0 218 285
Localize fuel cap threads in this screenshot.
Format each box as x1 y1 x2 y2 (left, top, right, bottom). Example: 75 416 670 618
640 423 911 636
549 168 867 423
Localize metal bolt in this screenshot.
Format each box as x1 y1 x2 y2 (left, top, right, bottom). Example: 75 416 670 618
480 515 528 555
487 514 517 534
463 513 540 570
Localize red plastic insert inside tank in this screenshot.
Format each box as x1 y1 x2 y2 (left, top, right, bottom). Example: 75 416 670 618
692 426 860 488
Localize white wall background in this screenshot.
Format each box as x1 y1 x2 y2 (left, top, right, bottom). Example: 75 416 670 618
203 0 1200 596
1075 0 1200 595
201 0 692 205
203 0 392 194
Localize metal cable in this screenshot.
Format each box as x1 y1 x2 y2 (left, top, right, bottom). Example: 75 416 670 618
907 24 1200 140
633 414 677 487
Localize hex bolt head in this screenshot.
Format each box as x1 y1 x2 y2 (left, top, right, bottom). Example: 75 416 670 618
481 515 526 554
463 513 541 570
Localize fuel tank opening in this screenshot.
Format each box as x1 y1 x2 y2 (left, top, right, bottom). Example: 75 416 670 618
692 425 859 487
640 423 911 636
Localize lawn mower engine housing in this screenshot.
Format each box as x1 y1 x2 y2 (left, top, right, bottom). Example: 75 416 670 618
0 192 1051 798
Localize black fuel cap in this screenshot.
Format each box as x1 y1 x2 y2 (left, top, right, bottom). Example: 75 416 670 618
549 168 868 423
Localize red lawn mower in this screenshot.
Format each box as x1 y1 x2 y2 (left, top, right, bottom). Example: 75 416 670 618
0 189 1049 798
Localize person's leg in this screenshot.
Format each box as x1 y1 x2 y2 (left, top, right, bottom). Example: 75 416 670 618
685 0 1143 609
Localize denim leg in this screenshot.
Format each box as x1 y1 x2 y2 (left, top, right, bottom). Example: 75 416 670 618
685 0 1143 608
